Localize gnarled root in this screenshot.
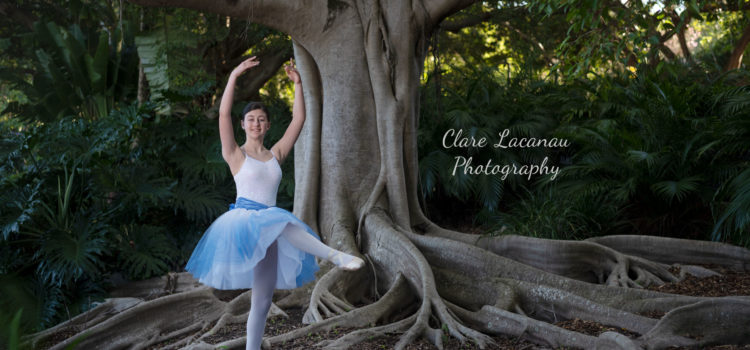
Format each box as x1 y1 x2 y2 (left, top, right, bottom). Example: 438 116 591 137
637 298 750 349
263 272 414 348
43 286 224 350
448 302 640 349
423 224 749 288
587 235 750 272
363 209 495 350
303 264 370 324
22 297 143 349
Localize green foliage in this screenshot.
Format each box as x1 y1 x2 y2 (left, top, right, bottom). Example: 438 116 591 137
0 100 236 332
0 0 300 338
489 186 623 240
420 58 749 246
135 13 207 115
28 165 110 285
115 224 173 279
418 64 581 226
551 63 748 240
524 0 750 77
8 308 22 350
3 20 138 122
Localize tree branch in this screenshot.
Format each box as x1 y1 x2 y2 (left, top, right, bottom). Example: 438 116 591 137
424 0 479 29
725 22 750 71
440 9 495 32
205 45 292 119
668 11 696 65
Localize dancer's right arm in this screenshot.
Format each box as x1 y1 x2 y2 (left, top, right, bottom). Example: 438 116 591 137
220 57 259 171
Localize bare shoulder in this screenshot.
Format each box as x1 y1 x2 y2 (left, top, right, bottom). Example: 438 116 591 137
224 147 246 176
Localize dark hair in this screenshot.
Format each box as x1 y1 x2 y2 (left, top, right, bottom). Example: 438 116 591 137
240 101 270 121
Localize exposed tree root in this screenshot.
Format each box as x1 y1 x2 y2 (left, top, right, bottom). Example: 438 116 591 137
637 298 750 349
363 208 497 350
317 314 417 350
423 224 739 287
41 286 225 350
303 262 369 324
448 301 641 349
193 290 285 343
28 208 750 350
407 215 750 348
23 297 143 349
431 267 657 335
262 273 414 348
587 235 750 271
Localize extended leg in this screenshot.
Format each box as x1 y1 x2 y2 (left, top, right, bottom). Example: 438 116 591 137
246 241 278 350
280 223 364 270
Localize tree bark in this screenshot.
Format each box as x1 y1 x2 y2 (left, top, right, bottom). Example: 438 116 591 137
725 22 750 72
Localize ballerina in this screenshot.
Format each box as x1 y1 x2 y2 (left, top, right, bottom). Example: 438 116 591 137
184 56 364 350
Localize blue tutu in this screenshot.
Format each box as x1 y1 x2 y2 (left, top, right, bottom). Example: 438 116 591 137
185 197 320 290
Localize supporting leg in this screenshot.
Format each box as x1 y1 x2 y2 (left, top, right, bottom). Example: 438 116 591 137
246 241 278 350
280 223 364 270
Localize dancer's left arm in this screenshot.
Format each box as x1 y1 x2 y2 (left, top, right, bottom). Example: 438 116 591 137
271 60 305 165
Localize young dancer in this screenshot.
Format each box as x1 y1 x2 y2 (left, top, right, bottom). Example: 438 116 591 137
185 56 364 350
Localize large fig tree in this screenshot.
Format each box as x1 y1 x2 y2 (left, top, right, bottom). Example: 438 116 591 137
27 1 750 349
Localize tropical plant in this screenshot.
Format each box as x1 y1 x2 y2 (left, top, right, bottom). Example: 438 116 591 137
553 62 749 244
489 186 624 240
2 20 138 122
135 13 207 115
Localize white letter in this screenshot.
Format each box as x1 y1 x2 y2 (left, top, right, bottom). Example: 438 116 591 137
452 156 466 176
442 129 455 149
494 129 510 148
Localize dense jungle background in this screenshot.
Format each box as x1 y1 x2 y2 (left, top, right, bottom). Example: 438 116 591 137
1 0 749 346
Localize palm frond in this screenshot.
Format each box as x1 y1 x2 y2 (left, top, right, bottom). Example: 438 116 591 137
650 176 702 204
712 168 750 243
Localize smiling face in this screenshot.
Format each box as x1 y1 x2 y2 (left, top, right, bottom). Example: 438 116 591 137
241 108 270 139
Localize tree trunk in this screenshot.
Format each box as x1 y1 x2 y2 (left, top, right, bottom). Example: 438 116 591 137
25 1 750 349
725 23 750 72
137 8 149 105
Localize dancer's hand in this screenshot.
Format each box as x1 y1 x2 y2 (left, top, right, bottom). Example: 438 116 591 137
231 56 260 78
284 59 301 85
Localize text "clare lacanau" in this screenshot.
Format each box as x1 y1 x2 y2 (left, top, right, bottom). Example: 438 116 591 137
442 128 570 180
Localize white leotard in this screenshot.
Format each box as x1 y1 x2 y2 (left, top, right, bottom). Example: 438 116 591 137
234 149 282 206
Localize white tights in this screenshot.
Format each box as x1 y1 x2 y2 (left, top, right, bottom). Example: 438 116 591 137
245 224 357 350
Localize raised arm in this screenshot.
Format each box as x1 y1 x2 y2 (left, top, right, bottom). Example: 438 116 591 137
271 60 305 165
220 57 259 170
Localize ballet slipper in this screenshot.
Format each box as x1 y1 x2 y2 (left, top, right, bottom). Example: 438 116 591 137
326 250 365 271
